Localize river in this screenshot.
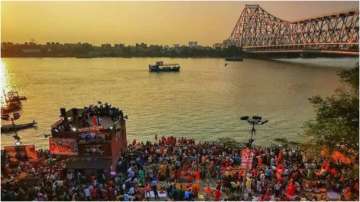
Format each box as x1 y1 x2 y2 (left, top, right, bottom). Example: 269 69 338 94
1 57 354 148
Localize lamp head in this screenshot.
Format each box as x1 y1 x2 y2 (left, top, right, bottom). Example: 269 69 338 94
252 116 262 120
240 116 249 120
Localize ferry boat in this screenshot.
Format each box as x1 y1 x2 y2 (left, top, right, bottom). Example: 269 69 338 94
149 61 180 72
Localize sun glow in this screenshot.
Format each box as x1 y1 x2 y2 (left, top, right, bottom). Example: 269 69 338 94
0 60 8 101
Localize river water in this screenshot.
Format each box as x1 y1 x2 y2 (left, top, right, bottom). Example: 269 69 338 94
0 57 353 148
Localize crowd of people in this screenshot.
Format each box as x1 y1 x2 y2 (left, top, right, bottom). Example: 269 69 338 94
1 136 359 201
52 102 124 135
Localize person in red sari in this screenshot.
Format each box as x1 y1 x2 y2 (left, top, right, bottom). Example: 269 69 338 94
286 178 296 200
214 188 222 201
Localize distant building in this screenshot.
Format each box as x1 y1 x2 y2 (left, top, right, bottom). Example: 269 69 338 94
101 44 112 48
223 39 236 48
21 49 41 53
173 44 180 48
114 44 125 48
213 43 223 49
188 41 198 48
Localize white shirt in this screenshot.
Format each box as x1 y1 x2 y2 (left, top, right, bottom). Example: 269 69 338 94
84 188 91 197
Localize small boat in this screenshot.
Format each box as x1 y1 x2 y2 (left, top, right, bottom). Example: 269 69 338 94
1 102 22 115
1 120 37 133
1 90 26 116
5 91 27 102
149 61 180 72
1 111 21 121
225 57 243 62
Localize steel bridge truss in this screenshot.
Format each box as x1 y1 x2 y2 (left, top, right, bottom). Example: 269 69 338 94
229 5 359 53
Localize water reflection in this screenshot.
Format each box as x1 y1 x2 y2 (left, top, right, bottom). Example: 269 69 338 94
0 58 343 148
0 60 9 101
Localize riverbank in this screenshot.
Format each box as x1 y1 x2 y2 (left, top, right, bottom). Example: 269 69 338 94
1 136 358 201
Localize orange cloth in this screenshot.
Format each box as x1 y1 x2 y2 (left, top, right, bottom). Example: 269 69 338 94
331 151 351 164
25 145 39 160
192 183 200 194
204 186 212 195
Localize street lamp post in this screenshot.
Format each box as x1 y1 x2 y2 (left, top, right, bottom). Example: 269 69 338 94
240 115 268 148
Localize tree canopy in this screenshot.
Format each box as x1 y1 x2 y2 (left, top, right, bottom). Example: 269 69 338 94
306 66 359 152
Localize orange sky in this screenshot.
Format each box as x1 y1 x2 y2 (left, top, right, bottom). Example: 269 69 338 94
1 1 358 45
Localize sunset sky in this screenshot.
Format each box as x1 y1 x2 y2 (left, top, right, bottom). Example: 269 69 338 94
1 1 358 46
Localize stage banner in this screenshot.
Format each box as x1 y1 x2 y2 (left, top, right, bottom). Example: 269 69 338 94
49 138 78 155
4 145 38 160
78 125 103 133
241 148 254 170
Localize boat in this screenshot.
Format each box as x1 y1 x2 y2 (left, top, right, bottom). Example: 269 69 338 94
1 90 26 117
149 61 180 72
225 57 243 61
1 120 37 133
1 102 22 116
4 91 27 102
1 111 21 121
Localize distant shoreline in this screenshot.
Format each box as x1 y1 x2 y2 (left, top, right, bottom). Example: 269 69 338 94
1 55 357 59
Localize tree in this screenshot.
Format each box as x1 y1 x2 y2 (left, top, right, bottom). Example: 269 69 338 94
305 66 359 152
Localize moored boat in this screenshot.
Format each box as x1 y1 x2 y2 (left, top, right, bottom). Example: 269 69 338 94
1 102 22 116
1 111 21 121
149 61 180 72
1 120 37 133
4 91 27 102
1 91 26 120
